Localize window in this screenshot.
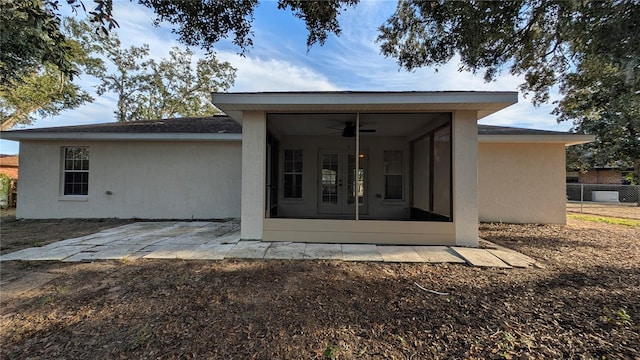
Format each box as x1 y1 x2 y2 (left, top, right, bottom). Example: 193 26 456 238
283 149 303 198
63 147 89 196
384 150 403 199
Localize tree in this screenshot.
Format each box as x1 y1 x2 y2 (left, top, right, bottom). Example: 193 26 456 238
0 0 117 86
1 0 356 87
138 0 358 51
69 20 236 122
0 10 101 130
0 65 93 130
375 0 639 181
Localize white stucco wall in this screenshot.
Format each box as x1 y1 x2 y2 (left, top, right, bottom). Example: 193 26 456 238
478 142 566 224
240 111 267 239
16 140 241 219
452 111 478 246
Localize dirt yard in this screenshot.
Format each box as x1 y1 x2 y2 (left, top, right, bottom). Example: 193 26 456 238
1 215 638 359
567 201 640 220
0 211 133 255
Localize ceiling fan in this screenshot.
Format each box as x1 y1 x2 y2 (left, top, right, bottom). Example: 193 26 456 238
340 121 376 138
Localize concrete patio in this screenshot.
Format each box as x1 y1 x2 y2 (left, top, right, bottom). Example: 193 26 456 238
0 221 538 268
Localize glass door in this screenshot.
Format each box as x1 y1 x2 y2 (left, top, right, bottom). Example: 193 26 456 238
318 151 367 216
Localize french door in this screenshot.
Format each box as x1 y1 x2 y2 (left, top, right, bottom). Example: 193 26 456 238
318 150 367 216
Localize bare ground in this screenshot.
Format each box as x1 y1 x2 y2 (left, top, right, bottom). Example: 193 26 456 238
0 216 639 359
0 212 134 255
567 201 640 220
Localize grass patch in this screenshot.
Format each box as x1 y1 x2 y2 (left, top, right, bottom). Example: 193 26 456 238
568 213 640 227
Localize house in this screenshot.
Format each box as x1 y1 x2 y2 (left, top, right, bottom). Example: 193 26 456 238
0 155 19 180
569 167 623 184
1 91 594 247
0 154 19 208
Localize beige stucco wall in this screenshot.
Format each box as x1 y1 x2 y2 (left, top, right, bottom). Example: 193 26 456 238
17 140 241 219
478 142 566 224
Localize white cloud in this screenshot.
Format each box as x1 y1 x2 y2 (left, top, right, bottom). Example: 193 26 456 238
218 53 339 92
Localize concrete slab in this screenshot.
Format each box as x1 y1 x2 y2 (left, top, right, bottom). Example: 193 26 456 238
304 243 343 260
413 246 466 263
207 232 241 245
77 235 125 246
142 249 199 260
377 246 424 262
451 247 512 268
264 242 306 260
44 237 89 247
342 244 383 262
487 249 537 268
0 221 537 267
142 244 235 260
225 241 271 259
185 243 236 260
1 245 93 261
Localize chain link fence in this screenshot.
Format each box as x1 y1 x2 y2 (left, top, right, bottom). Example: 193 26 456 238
567 183 640 219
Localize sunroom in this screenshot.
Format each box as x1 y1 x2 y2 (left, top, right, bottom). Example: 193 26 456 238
212 91 518 247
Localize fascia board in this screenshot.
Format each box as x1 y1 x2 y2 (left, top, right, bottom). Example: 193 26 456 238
479 134 595 145
212 91 518 115
1 132 242 141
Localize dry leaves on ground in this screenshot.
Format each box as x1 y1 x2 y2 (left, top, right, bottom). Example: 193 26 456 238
1 218 638 359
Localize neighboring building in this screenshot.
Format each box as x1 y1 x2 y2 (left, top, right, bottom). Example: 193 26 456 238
2 91 594 247
0 155 19 179
577 168 623 184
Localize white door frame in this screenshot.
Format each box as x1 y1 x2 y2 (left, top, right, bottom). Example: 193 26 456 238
317 149 368 216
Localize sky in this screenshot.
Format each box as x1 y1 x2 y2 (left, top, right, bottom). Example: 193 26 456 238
0 0 572 154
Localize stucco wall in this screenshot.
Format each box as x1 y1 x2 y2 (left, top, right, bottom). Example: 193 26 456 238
478 142 566 224
17 140 241 219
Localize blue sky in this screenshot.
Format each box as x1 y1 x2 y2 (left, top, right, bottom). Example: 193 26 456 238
0 0 571 154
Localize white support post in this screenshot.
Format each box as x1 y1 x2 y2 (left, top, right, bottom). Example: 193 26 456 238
240 111 267 240
452 111 479 247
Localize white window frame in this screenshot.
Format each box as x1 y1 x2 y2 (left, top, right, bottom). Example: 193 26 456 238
283 149 303 199
384 150 403 200
62 146 90 197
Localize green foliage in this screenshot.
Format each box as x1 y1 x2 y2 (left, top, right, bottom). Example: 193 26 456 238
139 0 359 52
567 214 640 228
377 0 640 177
601 307 633 326
0 0 117 86
322 343 339 359
0 174 11 195
0 10 102 130
0 64 94 130
68 19 236 122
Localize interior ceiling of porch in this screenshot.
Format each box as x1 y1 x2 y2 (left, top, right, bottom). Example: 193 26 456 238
267 113 448 137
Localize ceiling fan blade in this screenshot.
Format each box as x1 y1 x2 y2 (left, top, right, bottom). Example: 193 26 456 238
359 129 376 133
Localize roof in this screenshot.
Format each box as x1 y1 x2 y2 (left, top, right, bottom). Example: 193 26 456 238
1 116 242 141
0 155 19 167
478 125 594 145
212 91 518 120
1 115 593 145
0 155 19 179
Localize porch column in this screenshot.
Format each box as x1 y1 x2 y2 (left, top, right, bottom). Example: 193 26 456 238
241 111 266 240
452 111 479 247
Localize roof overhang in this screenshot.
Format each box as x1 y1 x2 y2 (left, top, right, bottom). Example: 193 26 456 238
212 91 518 121
0 132 242 142
479 134 595 146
